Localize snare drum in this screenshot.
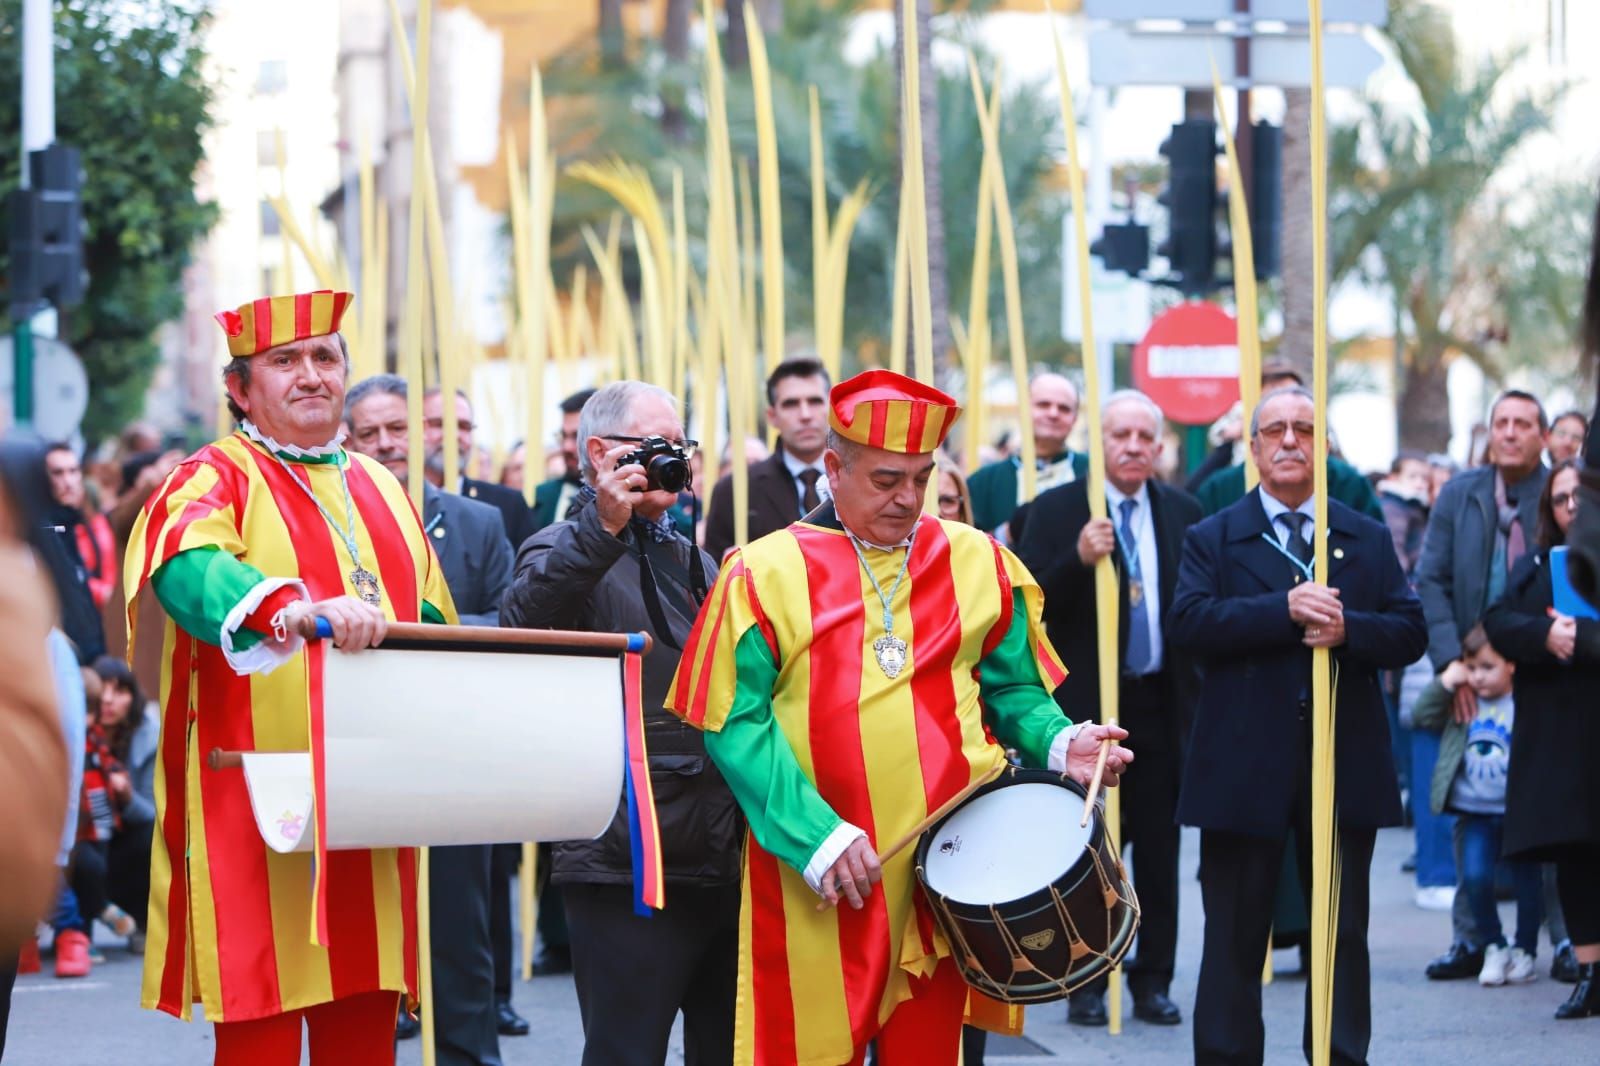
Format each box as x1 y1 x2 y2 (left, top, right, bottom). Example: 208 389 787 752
913 767 1139 1003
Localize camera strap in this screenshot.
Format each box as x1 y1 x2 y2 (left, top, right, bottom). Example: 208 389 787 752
635 535 709 653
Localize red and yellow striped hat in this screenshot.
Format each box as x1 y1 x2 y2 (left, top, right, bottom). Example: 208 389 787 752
213 290 354 358
828 370 962 455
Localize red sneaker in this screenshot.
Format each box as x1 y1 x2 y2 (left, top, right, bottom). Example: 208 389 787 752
17 936 41 975
54 929 91 978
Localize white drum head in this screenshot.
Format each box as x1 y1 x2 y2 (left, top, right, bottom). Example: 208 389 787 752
922 782 1093 906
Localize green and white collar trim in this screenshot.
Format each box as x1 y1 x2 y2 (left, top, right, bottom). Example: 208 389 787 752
240 420 347 463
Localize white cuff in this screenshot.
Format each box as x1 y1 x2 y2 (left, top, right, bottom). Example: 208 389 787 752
803 822 869 896
221 578 309 676
1047 722 1090 773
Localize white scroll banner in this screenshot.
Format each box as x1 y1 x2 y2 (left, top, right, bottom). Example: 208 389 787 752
241 644 624 853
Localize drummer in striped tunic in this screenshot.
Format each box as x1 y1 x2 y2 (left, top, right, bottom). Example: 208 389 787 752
124 291 455 1066
668 370 1133 1065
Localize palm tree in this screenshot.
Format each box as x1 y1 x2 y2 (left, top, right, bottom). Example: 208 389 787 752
893 0 953 381
1325 0 1563 450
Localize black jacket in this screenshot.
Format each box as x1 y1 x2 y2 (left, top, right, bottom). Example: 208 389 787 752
1016 478 1202 745
1169 490 1427 837
703 447 809 563
499 499 743 886
1483 551 1600 860
462 475 538 557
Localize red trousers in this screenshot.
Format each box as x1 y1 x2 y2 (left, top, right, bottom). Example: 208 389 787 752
212 990 400 1066
848 958 971 1066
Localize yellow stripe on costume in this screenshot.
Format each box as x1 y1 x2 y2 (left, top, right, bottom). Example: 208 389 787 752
310 290 338 336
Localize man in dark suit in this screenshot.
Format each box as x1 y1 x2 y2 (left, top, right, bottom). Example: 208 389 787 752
1413 388 1556 980
1169 385 1428 1066
425 387 538 554
968 372 1088 542
1017 389 1200 1029
703 356 831 562
346 375 515 1066
533 388 598 531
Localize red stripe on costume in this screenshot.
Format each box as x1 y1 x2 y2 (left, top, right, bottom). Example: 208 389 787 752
345 460 419 618
791 525 892 1048
747 843 798 1065
904 401 929 458
938 404 960 448
195 631 283 1018
253 298 273 354
294 293 312 340
866 400 888 449
683 562 737 727
136 461 207 590
906 521 969 809
740 559 778 658
324 841 379 1000
980 540 1015 660
396 847 419 998
154 633 194 1016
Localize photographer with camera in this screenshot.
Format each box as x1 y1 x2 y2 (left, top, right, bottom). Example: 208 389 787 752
500 381 740 1066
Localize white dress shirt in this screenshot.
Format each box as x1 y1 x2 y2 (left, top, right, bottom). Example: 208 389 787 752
781 446 829 514
1258 488 1317 550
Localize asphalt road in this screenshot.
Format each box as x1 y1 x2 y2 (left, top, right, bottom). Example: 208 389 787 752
8 827 1594 1064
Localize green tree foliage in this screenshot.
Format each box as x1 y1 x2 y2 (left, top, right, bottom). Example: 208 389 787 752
0 1 217 445
1328 0 1566 450
540 0 1067 377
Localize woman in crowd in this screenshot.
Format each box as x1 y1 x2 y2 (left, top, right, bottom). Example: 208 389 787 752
1483 459 1600 1018
936 454 975 526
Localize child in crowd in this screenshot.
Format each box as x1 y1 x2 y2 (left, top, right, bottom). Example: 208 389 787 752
1414 624 1545 986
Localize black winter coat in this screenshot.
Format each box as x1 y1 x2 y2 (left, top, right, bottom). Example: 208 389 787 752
1482 551 1600 860
500 500 744 886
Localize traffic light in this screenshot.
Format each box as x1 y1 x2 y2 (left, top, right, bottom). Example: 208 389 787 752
6 143 87 312
1156 120 1219 296
1091 222 1150 276
1249 121 1282 281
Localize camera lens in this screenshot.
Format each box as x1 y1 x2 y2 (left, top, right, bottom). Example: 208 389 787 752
646 455 691 494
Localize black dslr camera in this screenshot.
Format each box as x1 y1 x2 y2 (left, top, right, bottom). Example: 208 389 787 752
620 435 694 494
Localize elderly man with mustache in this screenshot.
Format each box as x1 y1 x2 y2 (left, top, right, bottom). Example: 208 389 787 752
1169 385 1427 1066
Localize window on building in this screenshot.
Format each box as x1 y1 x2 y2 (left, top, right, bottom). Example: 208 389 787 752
256 60 288 95
257 130 284 168
261 200 281 237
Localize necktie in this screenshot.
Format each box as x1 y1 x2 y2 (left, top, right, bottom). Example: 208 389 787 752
1279 512 1314 569
798 468 821 515
1119 498 1153 675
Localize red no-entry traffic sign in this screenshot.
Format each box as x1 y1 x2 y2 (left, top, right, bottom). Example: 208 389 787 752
1131 302 1240 426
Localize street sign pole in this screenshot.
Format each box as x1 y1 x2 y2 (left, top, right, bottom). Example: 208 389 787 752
13 0 55 430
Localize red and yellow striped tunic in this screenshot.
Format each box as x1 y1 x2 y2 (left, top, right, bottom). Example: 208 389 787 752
669 509 1070 1065
124 432 454 1023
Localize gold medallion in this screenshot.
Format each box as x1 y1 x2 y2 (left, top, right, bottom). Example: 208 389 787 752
1128 578 1144 608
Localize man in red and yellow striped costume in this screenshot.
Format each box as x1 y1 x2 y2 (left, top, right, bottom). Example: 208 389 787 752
668 370 1133 1065
124 291 455 1066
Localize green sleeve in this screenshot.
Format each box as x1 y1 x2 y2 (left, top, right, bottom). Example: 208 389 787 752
703 627 843 876
150 547 269 649
979 589 1072 768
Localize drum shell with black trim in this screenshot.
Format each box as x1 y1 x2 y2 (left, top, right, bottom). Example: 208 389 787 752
913 767 1139 1004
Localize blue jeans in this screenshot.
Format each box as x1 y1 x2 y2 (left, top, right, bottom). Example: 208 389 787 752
1410 731 1455 888
50 872 87 934
1458 813 1543 954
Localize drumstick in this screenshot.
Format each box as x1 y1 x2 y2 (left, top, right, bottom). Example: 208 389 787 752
293 614 652 654
814 761 1005 913
1079 725 1116 828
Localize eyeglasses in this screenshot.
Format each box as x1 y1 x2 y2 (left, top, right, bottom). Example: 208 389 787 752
1552 491 1579 511
937 494 962 510
1255 420 1316 443
602 434 699 459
